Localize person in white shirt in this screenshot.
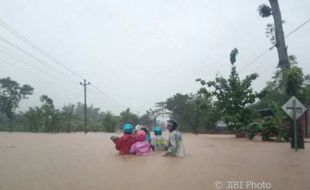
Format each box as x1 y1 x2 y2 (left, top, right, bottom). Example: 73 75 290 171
164 120 185 157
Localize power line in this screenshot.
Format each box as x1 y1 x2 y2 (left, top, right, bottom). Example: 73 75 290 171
285 18 310 38
239 18 310 73
0 19 170 113
0 18 129 111
90 84 155 115
0 19 84 80
0 45 68 82
0 44 83 95
239 48 272 72
90 85 127 109
0 57 55 87
0 57 82 98
0 35 76 81
0 36 126 110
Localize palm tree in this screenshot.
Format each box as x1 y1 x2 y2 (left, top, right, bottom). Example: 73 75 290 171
258 0 290 70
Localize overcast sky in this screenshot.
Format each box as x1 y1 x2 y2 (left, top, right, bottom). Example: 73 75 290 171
0 0 309 115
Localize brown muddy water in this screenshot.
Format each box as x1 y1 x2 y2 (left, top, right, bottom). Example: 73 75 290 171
0 132 309 190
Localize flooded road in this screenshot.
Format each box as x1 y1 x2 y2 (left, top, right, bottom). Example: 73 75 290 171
0 132 309 190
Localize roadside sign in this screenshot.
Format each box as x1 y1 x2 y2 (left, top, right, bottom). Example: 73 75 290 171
282 96 307 119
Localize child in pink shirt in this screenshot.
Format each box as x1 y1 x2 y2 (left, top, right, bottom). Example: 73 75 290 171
129 130 151 156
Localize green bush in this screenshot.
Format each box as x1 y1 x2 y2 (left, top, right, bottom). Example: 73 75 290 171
245 117 287 141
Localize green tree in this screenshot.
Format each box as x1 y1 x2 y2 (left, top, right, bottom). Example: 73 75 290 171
0 77 34 131
285 66 304 96
197 49 258 136
74 102 104 131
256 64 306 109
60 104 80 132
159 93 216 133
164 93 193 132
119 108 140 127
0 113 9 131
40 95 58 132
140 111 154 127
301 74 310 105
102 111 117 132
253 64 309 147
21 107 42 132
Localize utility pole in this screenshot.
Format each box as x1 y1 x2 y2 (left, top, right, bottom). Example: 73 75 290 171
80 79 90 133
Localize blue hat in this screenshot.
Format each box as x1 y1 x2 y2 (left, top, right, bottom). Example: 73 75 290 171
153 127 162 136
123 123 134 134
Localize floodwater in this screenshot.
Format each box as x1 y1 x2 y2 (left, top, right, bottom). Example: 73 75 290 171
0 132 309 190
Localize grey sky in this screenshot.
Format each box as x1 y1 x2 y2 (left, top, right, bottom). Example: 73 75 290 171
0 0 309 115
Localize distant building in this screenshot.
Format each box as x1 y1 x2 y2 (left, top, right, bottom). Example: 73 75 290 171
216 120 227 128
257 108 273 118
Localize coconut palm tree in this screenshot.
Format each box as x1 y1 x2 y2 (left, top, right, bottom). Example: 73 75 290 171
258 0 290 70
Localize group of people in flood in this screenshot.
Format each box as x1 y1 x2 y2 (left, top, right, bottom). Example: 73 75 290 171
110 120 185 157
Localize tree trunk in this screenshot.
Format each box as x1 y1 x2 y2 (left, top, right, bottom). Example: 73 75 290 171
194 109 199 135
268 0 290 70
8 117 13 132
